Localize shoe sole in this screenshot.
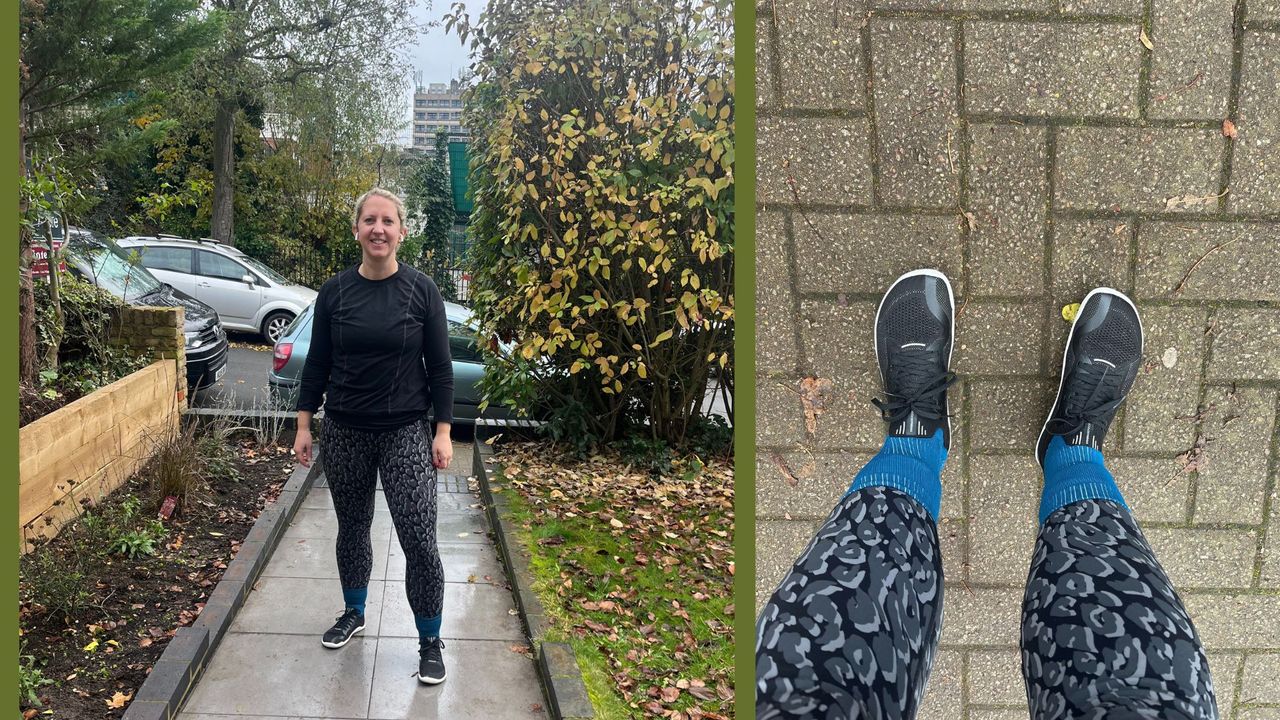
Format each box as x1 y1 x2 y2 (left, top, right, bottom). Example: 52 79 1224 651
418 671 447 685
873 268 956 448
320 624 365 649
1036 286 1144 468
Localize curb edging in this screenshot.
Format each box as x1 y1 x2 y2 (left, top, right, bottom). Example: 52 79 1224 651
122 452 323 720
473 440 596 720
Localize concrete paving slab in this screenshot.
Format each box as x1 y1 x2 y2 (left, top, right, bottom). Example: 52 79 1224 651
772 0 866 112
432 511 491 544
1143 528 1259 588
965 22 1142 118
283 507 395 543
967 648 1024 707
755 450 862 521
791 214 963 294
1055 128 1225 213
1249 0 1280 20
1194 385 1277 525
954 302 1043 376
379 581 526 641
366 638 544 720
1121 306 1209 453
758 118 874 205
916 649 963 720
1108 456 1192 524
1148 0 1235 119
756 375 809 448
1058 0 1142 14
871 18 960 207
1051 219 1134 301
756 519 823 609
181 633 378 717
1136 222 1280 302
969 379 1052 451
388 541 504 584
940 587 1023 647
262 535 390 582
967 124 1048 297
1209 310 1280 381
968 455 1041 585
756 2 776 110
757 212 800 375
232 577 387 636
799 299 876 378
1263 489 1280 589
1242 652 1280 703
1183 593 1280 649
1231 31 1280 214
812 371 900 450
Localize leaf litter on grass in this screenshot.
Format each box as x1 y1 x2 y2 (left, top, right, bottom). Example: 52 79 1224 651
495 442 734 719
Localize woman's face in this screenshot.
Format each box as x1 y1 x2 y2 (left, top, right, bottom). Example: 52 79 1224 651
354 195 406 261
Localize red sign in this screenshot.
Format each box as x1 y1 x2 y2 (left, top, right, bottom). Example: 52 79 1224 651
31 239 66 278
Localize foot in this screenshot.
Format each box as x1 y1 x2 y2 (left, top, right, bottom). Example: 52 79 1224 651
321 608 365 649
872 269 957 449
1037 288 1143 467
418 637 447 684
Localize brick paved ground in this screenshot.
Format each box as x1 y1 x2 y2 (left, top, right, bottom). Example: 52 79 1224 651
753 2 1280 717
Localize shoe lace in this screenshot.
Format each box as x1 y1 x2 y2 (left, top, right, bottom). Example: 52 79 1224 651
420 637 445 663
871 350 956 426
1047 360 1127 438
332 608 362 634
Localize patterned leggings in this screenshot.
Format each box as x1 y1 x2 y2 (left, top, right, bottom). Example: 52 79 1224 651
756 488 1218 719
321 419 444 619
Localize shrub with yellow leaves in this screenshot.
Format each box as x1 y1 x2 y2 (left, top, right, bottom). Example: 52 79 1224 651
448 0 734 450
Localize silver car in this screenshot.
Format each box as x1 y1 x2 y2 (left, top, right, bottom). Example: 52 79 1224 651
267 300 505 425
117 236 318 343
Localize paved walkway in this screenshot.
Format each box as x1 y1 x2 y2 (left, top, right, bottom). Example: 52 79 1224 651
755 1 1280 717
177 441 546 720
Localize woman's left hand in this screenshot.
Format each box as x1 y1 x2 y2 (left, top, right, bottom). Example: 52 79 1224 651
432 428 453 470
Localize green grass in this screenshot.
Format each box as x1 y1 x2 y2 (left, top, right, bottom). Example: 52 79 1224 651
493 445 735 718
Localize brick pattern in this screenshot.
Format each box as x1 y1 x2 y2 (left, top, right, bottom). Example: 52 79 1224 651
755 1 1280 715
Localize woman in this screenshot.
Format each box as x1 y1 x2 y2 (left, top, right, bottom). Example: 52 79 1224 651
293 187 455 685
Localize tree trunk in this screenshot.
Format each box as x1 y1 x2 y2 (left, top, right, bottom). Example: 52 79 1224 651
210 95 237 245
18 104 38 386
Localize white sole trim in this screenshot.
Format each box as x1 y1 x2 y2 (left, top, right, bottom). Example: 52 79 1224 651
320 624 365 649
1036 287 1144 468
873 268 956 447
418 673 447 685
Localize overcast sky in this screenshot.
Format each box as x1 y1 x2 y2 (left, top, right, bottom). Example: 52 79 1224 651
398 2 471 144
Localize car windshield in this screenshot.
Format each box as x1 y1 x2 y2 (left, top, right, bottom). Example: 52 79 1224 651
70 232 163 301
237 254 289 284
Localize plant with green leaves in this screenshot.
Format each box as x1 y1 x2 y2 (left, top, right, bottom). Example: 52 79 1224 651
449 0 734 450
403 129 461 300
19 643 54 709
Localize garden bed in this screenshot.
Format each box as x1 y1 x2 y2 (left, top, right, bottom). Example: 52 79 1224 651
491 441 735 720
19 430 296 719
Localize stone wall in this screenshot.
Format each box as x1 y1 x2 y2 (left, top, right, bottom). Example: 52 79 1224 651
109 304 187 402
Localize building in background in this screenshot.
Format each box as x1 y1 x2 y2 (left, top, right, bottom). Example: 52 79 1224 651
412 78 468 149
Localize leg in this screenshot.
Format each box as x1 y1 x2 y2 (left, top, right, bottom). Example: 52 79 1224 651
1022 497 1218 719
756 485 945 720
320 419 380 603
378 421 444 622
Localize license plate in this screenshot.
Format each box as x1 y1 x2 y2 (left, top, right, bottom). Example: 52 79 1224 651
214 365 226 382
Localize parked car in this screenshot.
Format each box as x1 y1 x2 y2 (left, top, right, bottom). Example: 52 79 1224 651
116 236 318 343
267 300 510 424
59 228 229 391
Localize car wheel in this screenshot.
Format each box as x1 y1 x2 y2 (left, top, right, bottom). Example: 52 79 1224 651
262 311 294 344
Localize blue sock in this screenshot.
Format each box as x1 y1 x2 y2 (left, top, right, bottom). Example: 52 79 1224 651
415 615 442 640
1039 435 1128 524
342 587 367 615
845 428 948 522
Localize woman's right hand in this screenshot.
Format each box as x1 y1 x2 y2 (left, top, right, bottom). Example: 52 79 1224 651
293 428 313 467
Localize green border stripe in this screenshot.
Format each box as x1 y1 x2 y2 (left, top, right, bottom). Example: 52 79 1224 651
733 0 756 716
8 0 23 706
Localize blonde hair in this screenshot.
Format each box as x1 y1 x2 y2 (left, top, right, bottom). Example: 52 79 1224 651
351 187 407 227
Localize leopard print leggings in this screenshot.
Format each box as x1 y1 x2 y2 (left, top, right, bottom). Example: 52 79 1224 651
756 488 1217 719
321 418 444 620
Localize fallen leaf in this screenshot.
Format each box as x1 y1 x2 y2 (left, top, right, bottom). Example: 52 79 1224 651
661 686 680 702
798 377 834 434
1222 119 1237 138
1061 303 1080 323
609 517 624 528
1164 192 1222 212
106 691 133 709
1139 28 1153 50
1161 347 1178 368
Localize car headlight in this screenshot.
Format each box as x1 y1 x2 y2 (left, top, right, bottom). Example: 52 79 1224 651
184 331 204 349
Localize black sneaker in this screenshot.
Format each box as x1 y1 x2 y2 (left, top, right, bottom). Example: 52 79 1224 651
1036 287 1143 467
419 637 446 684
321 608 365 649
872 269 958 449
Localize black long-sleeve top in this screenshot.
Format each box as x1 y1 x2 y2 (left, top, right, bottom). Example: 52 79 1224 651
296 264 454 431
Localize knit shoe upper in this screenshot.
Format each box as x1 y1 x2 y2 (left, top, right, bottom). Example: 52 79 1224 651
1037 288 1144 467
873 269 957 450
